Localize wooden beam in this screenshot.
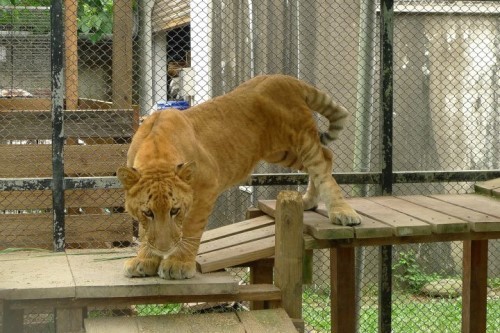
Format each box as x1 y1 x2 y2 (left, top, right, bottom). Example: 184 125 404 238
274 191 303 321
330 247 356 333
64 0 79 110
462 240 488 333
112 0 134 109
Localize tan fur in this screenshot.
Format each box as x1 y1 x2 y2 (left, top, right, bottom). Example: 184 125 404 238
117 74 361 280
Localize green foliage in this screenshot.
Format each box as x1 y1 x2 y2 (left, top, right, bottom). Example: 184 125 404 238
77 0 114 43
393 250 440 294
0 0 115 43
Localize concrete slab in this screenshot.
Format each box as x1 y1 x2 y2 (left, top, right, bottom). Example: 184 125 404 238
66 249 238 298
0 250 75 300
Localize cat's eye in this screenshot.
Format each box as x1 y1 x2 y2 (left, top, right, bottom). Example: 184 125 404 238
170 207 180 216
142 209 154 218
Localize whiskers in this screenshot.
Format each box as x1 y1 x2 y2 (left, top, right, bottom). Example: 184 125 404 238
145 236 201 258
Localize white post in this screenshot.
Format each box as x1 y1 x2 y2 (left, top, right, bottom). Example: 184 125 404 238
190 0 212 104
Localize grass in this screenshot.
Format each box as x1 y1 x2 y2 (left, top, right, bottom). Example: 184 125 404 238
302 288 500 333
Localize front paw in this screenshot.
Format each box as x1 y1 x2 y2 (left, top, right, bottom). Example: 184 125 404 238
123 256 160 277
329 204 362 226
158 256 196 280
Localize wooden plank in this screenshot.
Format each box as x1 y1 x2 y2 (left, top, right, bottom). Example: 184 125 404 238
316 203 393 239
303 211 354 239
0 98 51 110
0 213 132 249
348 198 432 237
64 0 79 110
474 178 500 196
237 308 298 333
199 225 275 255
86 313 245 333
462 240 488 333
369 196 469 234
258 200 353 239
331 247 356 333
196 236 275 273
0 251 75 300
85 316 139 333
431 194 500 220
0 188 124 210
274 191 303 321
0 144 129 177
0 110 135 140
403 195 500 232
66 249 238 298
112 0 134 109
200 215 274 243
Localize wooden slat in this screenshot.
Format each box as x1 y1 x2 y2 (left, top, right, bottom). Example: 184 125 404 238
85 309 295 333
67 249 237 298
0 144 128 177
0 188 124 210
0 251 75 300
369 196 469 234
237 308 297 333
402 195 500 232
316 203 393 239
201 215 274 243
0 110 134 140
196 237 275 273
0 98 51 110
199 225 275 255
348 198 432 237
431 194 500 220
258 200 353 239
475 178 500 197
0 213 132 249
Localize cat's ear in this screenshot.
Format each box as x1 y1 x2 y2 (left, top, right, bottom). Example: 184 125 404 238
175 161 196 184
117 167 140 190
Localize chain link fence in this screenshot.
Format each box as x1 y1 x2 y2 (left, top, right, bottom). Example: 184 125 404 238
1 1 499 332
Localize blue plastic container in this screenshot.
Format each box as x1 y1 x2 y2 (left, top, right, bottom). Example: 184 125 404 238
156 100 190 110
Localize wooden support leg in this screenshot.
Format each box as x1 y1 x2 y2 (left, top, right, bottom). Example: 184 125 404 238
2 301 24 333
275 191 304 331
331 247 356 333
250 258 274 310
55 307 85 333
462 240 488 333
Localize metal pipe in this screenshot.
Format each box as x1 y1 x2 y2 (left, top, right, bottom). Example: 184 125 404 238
50 0 65 252
379 0 394 332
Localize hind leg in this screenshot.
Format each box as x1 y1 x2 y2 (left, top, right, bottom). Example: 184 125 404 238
302 145 361 226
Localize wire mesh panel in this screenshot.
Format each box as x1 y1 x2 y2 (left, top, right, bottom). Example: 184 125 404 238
1 1 500 333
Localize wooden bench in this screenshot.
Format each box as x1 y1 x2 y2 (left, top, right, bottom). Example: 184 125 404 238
0 101 138 249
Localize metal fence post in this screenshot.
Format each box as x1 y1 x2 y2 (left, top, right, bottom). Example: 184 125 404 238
379 0 394 332
51 0 65 252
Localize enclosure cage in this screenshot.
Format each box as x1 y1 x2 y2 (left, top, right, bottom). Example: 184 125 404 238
1 0 500 332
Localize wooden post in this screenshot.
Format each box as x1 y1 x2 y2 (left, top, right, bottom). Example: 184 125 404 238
462 240 488 333
250 258 274 310
274 191 303 324
64 0 79 110
55 307 85 333
331 247 356 333
112 0 134 109
2 301 24 333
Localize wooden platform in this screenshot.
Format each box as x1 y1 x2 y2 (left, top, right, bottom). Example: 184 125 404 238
196 194 500 273
84 308 297 333
0 249 238 301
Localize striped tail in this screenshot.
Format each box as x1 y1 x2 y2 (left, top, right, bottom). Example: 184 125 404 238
304 85 349 145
